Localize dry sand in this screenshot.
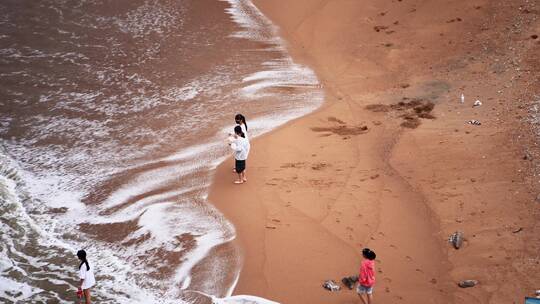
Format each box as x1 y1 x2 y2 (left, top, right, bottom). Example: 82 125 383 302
209 0 540 303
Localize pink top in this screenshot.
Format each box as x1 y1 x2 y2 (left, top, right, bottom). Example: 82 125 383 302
359 259 375 287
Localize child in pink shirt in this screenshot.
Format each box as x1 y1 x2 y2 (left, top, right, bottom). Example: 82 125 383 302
357 248 376 304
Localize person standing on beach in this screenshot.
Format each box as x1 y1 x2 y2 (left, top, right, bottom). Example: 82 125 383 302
77 250 95 304
235 113 248 139
229 125 250 184
232 114 249 172
357 248 376 304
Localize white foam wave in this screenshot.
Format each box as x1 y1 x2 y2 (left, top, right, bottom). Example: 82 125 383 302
215 295 280 304
187 291 280 304
0 0 324 303
113 0 184 38
222 0 281 44
0 276 43 302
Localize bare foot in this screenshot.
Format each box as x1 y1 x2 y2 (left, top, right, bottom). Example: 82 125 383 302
234 180 244 184
243 178 248 182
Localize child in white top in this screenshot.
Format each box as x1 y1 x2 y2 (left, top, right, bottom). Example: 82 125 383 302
230 125 250 184
77 250 95 304
232 114 249 173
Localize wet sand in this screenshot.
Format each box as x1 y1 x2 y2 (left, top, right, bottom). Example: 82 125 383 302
209 0 540 303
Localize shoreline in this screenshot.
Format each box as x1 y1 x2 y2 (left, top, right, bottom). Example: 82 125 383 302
209 0 540 303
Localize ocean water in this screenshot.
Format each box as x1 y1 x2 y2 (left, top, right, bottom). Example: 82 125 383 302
0 0 323 303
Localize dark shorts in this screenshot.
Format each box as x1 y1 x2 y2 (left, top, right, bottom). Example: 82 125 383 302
235 159 246 173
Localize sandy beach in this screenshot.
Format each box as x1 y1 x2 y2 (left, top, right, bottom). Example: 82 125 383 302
209 0 540 303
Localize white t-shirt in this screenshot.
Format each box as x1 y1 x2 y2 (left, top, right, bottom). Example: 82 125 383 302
230 136 250 160
79 262 96 290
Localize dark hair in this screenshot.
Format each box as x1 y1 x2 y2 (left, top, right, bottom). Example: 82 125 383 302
362 248 376 260
234 125 245 138
235 114 247 131
77 250 90 271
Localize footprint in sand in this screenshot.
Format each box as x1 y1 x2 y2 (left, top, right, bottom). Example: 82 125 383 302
405 255 413 261
383 277 392 283
385 287 391 293
390 244 397 249
415 268 424 273
378 232 385 236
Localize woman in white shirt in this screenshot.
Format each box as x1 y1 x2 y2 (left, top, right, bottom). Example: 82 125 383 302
77 250 95 304
229 125 250 184
234 113 248 139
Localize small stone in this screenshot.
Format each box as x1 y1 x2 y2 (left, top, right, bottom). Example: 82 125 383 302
449 231 464 249
458 280 478 288
512 227 523 233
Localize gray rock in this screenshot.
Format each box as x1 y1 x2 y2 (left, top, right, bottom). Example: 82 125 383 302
458 280 478 288
341 275 359 290
449 231 464 249
322 280 341 291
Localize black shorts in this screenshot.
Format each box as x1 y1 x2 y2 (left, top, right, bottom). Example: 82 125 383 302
235 159 246 173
